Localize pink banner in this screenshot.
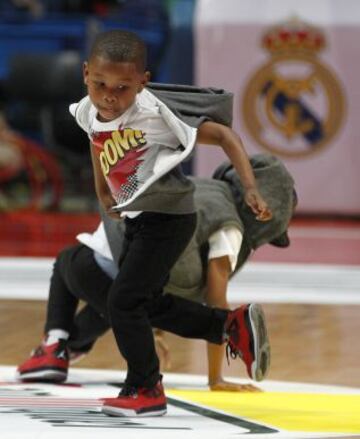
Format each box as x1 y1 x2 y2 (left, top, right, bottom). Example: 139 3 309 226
194 0 360 214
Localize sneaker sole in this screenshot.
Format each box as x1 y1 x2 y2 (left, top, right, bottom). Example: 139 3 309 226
248 304 271 381
102 404 167 417
16 369 67 383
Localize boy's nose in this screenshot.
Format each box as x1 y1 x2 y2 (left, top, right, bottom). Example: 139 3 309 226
104 93 116 103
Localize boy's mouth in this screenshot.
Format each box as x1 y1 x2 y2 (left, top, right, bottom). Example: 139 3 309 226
98 106 120 119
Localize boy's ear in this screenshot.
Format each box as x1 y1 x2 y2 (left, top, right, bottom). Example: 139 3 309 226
138 71 151 92
83 61 89 85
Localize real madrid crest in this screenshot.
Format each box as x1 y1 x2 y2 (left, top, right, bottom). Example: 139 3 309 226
242 18 345 158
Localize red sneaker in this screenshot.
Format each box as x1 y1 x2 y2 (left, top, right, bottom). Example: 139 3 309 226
224 304 270 381
16 339 69 383
102 379 167 417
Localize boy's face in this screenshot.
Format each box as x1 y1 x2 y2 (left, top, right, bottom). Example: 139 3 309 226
83 55 150 122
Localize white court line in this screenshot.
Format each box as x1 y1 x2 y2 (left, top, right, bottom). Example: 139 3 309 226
289 226 360 240
2 365 360 394
229 262 360 304
0 257 360 304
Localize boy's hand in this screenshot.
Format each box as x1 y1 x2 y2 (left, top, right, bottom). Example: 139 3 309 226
244 188 272 221
209 379 262 392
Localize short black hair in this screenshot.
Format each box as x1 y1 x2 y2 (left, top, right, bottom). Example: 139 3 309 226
89 30 147 72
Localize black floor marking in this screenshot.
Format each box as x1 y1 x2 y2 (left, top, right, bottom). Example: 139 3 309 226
167 397 278 434
1 407 191 430
108 381 278 434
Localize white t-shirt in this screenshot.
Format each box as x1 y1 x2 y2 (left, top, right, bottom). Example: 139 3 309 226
71 93 184 218
77 223 242 277
70 91 193 214
208 227 243 272
76 222 111 259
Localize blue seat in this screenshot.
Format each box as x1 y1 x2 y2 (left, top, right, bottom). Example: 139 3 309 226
0 18 88 79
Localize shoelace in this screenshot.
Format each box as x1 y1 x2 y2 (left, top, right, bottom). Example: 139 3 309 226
54 340 69 360
225 342 243 365
31 340 68 360
119 385 138 398
119 383 162 398
225 317 242 365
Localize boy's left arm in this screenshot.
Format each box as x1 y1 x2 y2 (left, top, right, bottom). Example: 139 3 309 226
205 256 261 392
197 121 272 221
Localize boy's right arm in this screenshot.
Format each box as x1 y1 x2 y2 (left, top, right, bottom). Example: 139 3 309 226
90 142 119 219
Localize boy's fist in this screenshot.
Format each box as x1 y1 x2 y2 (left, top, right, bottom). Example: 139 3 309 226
244 188 272 221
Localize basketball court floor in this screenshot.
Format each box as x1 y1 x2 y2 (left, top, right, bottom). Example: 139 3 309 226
0 218 359 438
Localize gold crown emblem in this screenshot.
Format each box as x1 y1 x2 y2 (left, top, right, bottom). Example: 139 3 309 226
262 18 326 56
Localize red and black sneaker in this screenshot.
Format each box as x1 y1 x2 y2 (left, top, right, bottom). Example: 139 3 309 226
224 304 270 381
102 379 167 417
16 339 69 383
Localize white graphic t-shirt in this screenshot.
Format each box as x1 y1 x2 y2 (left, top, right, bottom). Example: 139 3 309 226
70 89 197 210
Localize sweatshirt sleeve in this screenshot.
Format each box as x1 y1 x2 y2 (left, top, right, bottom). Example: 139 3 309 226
147 82 234 128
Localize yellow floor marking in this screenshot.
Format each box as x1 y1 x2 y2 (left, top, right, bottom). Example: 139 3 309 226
168 390 360 434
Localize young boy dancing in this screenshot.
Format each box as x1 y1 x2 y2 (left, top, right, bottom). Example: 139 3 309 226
18 30 272 417
17 154 296 394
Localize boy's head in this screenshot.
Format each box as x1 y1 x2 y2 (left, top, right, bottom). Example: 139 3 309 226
213 155 296 249
83 30 150 122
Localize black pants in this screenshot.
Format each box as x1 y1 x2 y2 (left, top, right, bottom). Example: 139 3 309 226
45 212 228 388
